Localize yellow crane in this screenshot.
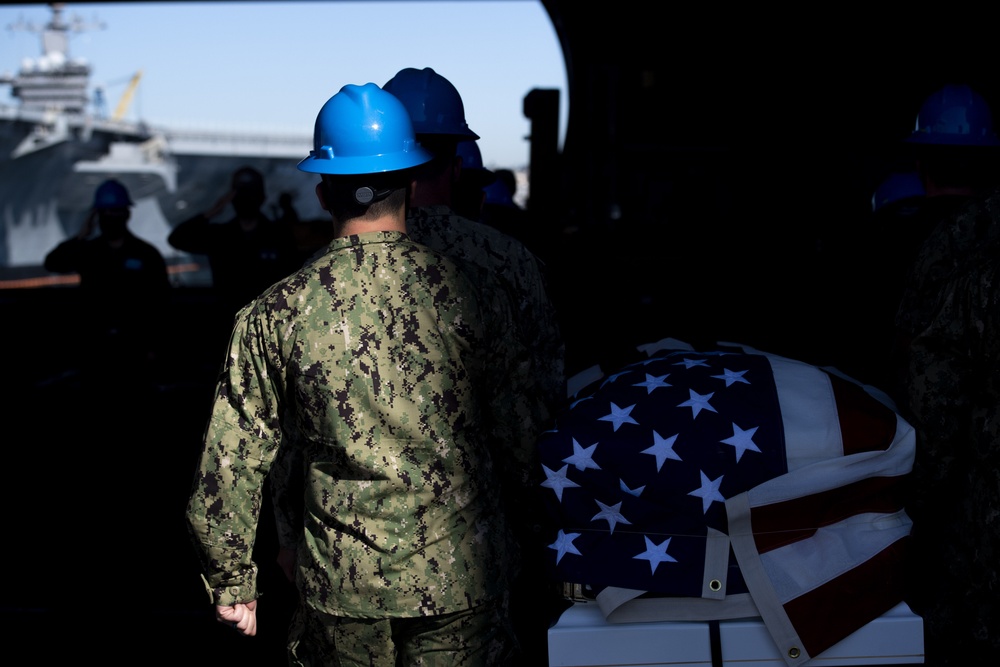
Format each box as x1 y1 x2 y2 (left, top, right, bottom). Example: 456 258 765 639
111 69 143 121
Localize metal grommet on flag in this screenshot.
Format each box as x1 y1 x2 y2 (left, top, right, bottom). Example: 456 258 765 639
788 647 801 659
709 579 722 592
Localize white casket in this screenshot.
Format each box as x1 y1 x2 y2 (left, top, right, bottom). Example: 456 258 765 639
548 600 924 666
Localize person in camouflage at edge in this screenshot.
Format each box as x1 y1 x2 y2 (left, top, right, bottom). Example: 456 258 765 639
891 84 1000 404
186 83 536 666
273 71 564 578
383 66 565 417
901 187 1000 666
382 66 567 665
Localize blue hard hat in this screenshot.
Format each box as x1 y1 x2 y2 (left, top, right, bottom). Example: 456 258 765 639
483 178 514 207
232 166 265 193
297 83 433 175
382 67 479 140
906 84 1000 147
872 172 925 212
92 179 133 209
456 139 486 170
456 139 496 187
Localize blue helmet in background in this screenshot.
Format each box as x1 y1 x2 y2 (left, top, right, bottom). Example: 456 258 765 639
483 178 515 207
456 139 496 188
92 179 133 209
457 138 486 171
297 83 432 175
906 84 1000 147
382 67 479 140
872 171 926 212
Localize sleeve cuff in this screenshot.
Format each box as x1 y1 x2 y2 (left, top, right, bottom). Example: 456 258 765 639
200 572 259 606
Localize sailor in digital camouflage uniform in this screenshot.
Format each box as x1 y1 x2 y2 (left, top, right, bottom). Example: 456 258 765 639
382 66 566 666
383 65 564 481
902 189 1000 666
891 84 1000 403
894 187 1000 356
185 83 530 667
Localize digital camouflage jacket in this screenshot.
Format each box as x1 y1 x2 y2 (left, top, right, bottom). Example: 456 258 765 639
904 212 1000 664
186 230 532 618
406 204 566 419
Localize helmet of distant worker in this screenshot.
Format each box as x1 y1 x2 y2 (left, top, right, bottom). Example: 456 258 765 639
382 67 479 141
230 165 267 218
906 84 1000 147
456 139 496 188
93 178 133 209
484 177 515 208
872 171 926 213
298 82 433 210
92 178 134 238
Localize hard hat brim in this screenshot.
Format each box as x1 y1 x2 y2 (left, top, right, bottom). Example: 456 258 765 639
412 127 480 141
297 146 433 175
460 168 497 189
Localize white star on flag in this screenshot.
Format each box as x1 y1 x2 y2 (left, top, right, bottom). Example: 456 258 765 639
549 529 583 564
720 422 761 462
678 389 717 418
633 535 678 574
633 373 672 394
641 430 682 471
620 480 645 496
673 357 710 369
711 368 751 387
563 438 602 471
592 499 632 534
598 402 639 431
688 470 726 513
541 464 581 501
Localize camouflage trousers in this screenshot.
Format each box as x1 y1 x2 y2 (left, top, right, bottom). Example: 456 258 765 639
286 594 520 667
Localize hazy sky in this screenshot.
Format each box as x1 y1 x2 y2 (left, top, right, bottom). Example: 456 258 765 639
0 1 568 169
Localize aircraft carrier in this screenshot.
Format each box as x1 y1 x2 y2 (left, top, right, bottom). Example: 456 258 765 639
0 3 323 283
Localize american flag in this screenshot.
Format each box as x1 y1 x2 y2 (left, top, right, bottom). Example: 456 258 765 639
538 341 915 663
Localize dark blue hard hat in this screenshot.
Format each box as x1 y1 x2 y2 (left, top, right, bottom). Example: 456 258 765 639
906 84 1000 147
872 172 925 212
382 67 479 140
457 139 496 187
92 179 133 209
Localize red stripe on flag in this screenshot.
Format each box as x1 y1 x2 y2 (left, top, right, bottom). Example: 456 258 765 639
752 477 907 553
782 537 910 658
827 372 898 455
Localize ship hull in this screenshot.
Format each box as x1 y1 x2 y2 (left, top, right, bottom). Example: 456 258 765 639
1 110 323 275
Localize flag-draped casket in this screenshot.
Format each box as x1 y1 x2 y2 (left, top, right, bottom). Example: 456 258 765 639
538 339 915 666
